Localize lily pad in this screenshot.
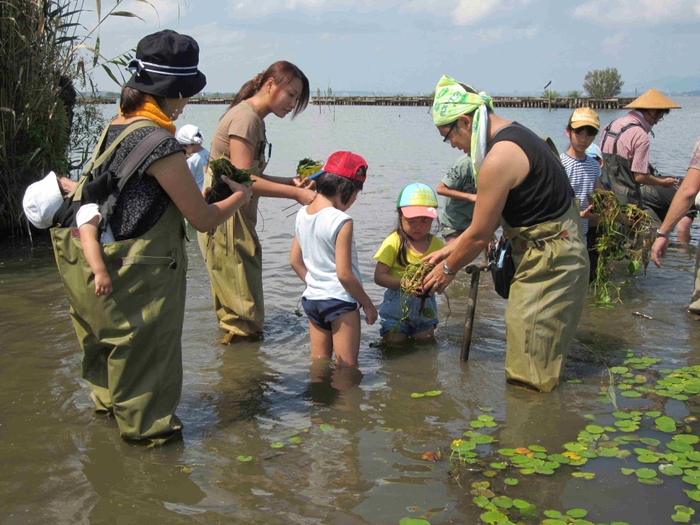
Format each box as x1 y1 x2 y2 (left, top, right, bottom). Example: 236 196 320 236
529 445 547 452
656 416 677 433
566 509 588 518
659 464 684 476
610 366 629 374
410 393 426 398
498 448 516 456
424 390 442 397
685 489 700 502
400 519 432 525
504 478 519 486
585 425 604 434
572 472 596 480
270 442 284 449
543 510 562 518
637 455 659 464
289 437 301 444
512 498 530 509
638 477 664 485
620 391 642 398
639 437 661 446
674 435 700 445
492 496 513 509
236 456 253 462
667 441 694 453
479 510 507 524
635 468 657 479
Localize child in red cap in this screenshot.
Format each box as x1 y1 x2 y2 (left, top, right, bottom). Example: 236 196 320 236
290 151 377 367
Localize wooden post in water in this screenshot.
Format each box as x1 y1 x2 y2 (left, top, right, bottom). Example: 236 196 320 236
460 264 484 361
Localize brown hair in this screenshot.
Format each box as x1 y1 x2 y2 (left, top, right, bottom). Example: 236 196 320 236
119 86 166 114
224 61 310 119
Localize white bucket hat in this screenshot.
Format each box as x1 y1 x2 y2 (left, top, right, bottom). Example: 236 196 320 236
176 124 203 145
22 172 63 228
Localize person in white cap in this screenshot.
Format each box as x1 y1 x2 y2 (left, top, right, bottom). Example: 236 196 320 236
176 124 209 190
23 171 115 295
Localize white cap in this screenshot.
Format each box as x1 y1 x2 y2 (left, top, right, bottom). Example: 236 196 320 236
22 172 64 228
586 143 603 160
176 124 203 145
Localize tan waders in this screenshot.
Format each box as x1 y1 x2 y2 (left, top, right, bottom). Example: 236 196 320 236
691 238 700 315
52 203 187 443
502 203 589 393
198 168 264 337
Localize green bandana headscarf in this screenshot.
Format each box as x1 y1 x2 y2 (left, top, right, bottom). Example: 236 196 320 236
432 75 494 181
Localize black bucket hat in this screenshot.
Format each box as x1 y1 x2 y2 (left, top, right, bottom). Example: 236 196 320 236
125 29 207 99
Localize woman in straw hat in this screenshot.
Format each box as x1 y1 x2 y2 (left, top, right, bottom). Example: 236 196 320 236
599 88 680 208
51 30 251 444
422 76 589 393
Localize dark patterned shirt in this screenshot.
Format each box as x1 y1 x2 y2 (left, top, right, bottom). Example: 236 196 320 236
97 124 183 240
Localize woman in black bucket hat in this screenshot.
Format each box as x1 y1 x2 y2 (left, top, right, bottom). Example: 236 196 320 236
50 30 252 445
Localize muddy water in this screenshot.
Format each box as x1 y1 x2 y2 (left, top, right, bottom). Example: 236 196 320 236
1 102 700 524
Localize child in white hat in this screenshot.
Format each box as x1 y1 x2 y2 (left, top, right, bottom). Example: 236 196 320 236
176 124 209 190
23 172 114 296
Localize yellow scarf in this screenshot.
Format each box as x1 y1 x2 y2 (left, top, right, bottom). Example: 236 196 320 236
119 94 176 134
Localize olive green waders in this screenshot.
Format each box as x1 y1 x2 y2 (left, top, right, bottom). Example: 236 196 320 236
600 121 645 207
502 203 589 393
51 203 187 442
198 167 264 337
691 238 700 315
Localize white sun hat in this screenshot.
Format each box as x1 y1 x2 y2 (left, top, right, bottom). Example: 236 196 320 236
176 124 203 145
22 171 63 228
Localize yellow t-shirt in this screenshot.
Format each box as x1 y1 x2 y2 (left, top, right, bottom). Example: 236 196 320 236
374 231 445 279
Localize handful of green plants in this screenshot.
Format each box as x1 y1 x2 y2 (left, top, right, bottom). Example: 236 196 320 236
296 158 323 180
590 190 653 304
388 262 436 333
206 157 255 204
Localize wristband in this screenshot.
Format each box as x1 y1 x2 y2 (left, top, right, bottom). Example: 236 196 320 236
656 229 669 239
443 261 457 276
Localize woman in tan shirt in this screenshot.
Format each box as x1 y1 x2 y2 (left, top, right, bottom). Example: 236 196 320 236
199 61 315 341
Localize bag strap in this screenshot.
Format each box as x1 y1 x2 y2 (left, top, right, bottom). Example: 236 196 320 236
83 119 160 175
96 126 174 236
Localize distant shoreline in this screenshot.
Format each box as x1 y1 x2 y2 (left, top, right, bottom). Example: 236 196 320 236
80 95 637 109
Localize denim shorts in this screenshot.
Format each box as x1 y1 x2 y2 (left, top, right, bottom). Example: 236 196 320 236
302 297 359 331
378 288 438 336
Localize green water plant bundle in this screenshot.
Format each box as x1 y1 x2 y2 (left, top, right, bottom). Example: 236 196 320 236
590 190 654 304
205 157 255 204
296 158 323 180
391 262 436 332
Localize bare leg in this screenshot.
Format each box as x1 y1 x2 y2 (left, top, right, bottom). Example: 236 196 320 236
309 320 333 361
411 326 436 342
331 310 361 366
382 331 408 344
677 215 693 245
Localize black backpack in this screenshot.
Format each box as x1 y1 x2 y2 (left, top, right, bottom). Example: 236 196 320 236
53 120 173 236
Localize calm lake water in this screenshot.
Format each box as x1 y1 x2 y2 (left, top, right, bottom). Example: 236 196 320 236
1 100 700 525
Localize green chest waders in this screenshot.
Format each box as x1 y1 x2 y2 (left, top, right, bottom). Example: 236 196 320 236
198 157 268 337
52 203 187 442
51 121 187 443
502 202 589 393
600 122 645 207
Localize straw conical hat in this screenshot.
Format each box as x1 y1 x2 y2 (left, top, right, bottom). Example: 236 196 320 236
624 89 681 109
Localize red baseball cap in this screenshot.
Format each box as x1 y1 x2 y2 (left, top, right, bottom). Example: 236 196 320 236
307 151 367 182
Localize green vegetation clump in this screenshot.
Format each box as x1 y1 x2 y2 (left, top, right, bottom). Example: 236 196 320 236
206 157 254 204
590 190 653 304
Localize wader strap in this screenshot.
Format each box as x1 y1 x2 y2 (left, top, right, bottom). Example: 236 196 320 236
113 249 179 270
506 230 570 255
601 122 643 156
84 120 159 175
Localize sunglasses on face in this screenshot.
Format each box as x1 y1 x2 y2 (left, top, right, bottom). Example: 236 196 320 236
573 126 598 137
443 120 458 143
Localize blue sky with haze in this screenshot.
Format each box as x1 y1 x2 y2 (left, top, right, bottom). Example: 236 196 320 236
88 0 700 95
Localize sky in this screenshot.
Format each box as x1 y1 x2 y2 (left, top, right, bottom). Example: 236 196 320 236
83 0 700 96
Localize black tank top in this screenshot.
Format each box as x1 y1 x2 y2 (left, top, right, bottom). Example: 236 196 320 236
490 122 573 227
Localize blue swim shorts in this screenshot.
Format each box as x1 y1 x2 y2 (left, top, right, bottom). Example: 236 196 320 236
378 288 438 337
301 297 359 331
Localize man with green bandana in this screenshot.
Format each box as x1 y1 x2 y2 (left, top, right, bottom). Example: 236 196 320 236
423 75 589 393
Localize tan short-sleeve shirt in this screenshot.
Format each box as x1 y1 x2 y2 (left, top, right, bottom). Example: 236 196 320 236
211 101 267 176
